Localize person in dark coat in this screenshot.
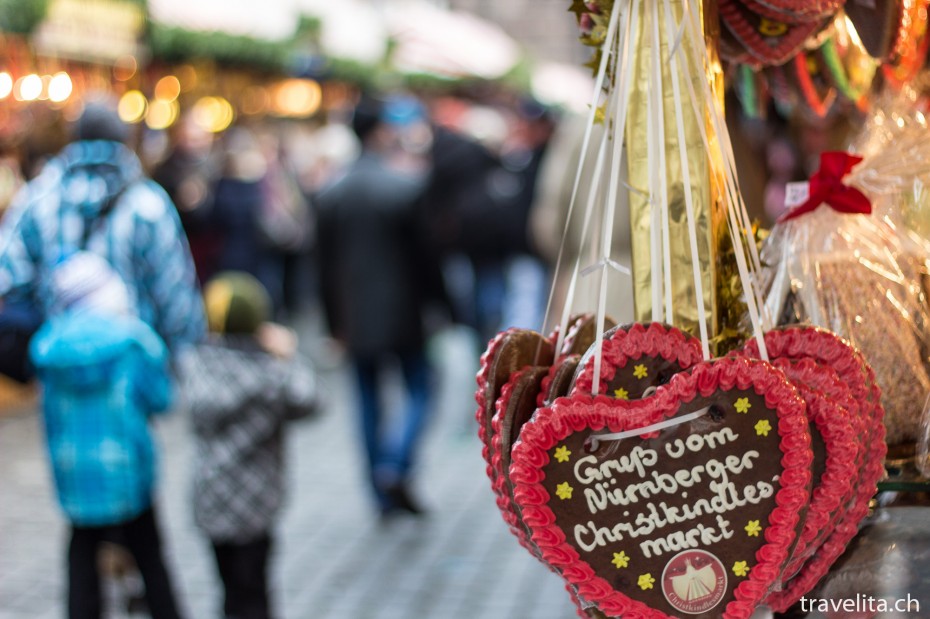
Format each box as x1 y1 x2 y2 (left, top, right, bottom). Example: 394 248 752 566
152 112 221 283
315 96 443 518
210 128 286 316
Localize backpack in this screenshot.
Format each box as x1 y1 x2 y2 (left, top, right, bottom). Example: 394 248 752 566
0 182 131 383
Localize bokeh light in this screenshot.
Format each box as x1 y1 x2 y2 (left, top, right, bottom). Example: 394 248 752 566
15 74 43 101
0 72 12 100
145 98 180 130
48 72 73 103
191 96 235 133
176 64 198 92
154 75 181 102
241 86 270 116
113 55 138 82
272 78 322 118
118 90 147 124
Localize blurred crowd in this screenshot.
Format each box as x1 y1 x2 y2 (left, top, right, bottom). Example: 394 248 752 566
138 86 564 339
0 85 577 619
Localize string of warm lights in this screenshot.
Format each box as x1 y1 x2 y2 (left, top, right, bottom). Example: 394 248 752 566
0 71 73 103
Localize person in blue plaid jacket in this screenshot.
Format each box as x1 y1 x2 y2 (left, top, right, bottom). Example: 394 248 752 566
0 100 206 356
0 99 202 619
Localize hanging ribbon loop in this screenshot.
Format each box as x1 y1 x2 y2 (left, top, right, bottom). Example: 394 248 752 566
779 151 872 222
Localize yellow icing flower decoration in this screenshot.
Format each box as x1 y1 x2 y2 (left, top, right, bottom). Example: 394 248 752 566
554 446 572 463
555 482 574 500
638 573 655 590
614 387 629 400
612 551 630 569
755 419 772 437
758 17 788 37
732 561 750 578
633 364 648 379
734 397 751 414
745 520 762 537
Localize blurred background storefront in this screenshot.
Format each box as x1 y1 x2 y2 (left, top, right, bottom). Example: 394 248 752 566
0 0 601 410
0 0 593 177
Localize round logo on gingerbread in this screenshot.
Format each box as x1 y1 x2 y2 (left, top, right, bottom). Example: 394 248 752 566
661 550 727 615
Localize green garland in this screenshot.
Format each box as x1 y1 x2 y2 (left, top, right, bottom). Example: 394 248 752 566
0 0 48 34
148 24 291 71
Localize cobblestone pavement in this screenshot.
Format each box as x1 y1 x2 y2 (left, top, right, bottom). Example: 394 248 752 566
0 326 579 619
4 322 928 619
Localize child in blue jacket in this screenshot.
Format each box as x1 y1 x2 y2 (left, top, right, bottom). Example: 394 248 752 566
29 252 184 619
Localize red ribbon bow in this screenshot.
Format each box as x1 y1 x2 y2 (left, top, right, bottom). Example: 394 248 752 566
778 151 872 222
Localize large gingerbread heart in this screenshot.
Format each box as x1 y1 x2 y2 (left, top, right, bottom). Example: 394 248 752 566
741 327 886 611
511 356 812 619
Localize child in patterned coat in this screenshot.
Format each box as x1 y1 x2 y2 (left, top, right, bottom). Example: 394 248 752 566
178 271 319 619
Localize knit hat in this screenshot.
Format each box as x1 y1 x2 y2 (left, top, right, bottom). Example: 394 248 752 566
50 251 132 317
203 272 271 335
351 95 384 143
74 100 129 144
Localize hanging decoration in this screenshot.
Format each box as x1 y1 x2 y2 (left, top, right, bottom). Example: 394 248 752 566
472 1 900 617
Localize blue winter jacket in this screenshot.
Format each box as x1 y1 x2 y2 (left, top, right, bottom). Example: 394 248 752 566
0 140 207 353
30 311 173 526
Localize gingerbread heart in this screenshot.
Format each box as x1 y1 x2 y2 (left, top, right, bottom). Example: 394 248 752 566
490 364 551 545
539 354 583 408
741 327 886 611
478 330 618 618
740 0 844 24
475 328 554 480
767 357 857 582
720 0 831 68
558 313 620 357
571 322 705 401
511 356 812 619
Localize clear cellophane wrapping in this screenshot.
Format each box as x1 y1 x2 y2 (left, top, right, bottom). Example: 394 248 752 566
760 92 930 448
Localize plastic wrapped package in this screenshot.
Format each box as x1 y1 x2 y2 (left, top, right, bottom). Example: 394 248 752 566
760 190 930 448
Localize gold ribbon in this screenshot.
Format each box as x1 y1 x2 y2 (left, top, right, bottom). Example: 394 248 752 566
625 0 727 349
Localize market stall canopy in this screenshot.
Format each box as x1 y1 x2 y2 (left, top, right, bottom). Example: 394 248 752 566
530 61 594 113
382 0 522 80
293 0 388 65
148 0 298 42
148 0 520 79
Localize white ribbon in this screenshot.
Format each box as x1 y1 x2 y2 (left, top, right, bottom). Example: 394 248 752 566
542 0 624 355
588 406 710 450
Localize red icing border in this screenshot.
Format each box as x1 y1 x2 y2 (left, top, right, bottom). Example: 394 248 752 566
769 358 857 579
571 322 704 397
741 327 887 610
511 356 812 619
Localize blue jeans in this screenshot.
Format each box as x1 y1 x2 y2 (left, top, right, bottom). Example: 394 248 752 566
353 350 431 509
